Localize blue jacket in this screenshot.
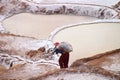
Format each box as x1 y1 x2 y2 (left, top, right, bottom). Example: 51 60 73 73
53 48 64 54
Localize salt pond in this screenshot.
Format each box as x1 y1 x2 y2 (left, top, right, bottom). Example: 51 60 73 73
3 13 120 65
53 23 120 64
3 13 97 39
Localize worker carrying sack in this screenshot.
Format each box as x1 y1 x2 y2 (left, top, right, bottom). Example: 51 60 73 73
58 42 73 53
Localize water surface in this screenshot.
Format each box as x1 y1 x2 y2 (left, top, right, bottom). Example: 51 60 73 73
53 23 120 64
3 13 97 39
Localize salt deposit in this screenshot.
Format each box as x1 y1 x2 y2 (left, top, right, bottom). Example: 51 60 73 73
52 22 120 64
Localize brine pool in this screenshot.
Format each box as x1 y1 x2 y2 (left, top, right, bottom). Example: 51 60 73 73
3 13 97 39
53 23 120 64
2 13 120 65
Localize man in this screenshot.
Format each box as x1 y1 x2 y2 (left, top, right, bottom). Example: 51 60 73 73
53 42 70 68
59 51 69 68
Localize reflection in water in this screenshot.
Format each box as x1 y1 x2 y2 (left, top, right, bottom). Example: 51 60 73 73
3 13 97 39
53 23 120 64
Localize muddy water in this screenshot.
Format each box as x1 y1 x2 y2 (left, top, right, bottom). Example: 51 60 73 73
3 13 97 39
2 13 120 65
3 13 98 65
53 23 120 65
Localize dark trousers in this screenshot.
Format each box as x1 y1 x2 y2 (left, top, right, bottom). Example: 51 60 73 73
59 52 69 68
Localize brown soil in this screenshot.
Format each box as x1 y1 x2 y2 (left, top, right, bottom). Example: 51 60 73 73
71 48 120 74
29 65 120 80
